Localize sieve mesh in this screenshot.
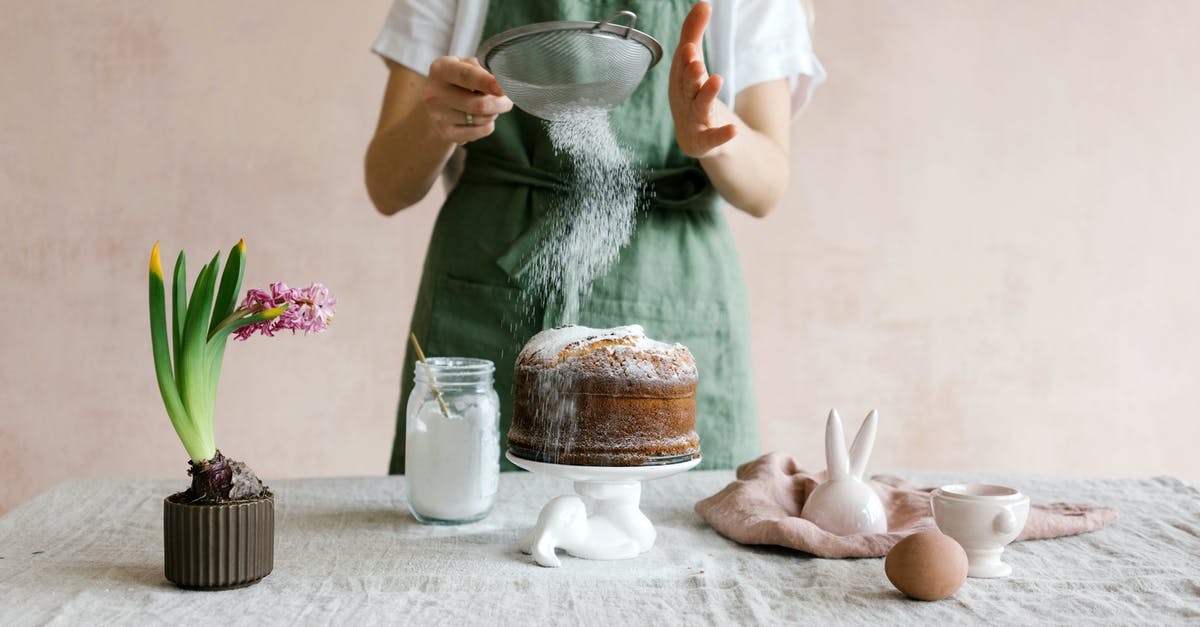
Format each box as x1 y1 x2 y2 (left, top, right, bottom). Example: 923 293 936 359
478 11 662 120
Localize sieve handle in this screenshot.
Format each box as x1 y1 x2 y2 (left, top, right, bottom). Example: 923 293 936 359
595 10 638 38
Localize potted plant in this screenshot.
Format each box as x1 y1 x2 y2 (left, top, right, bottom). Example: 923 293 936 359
148 240 334 589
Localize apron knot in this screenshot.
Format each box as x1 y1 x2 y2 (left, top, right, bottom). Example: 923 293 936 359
462 151 718 213
461 151 720 285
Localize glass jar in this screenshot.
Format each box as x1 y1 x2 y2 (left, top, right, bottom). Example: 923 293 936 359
405 357 500 524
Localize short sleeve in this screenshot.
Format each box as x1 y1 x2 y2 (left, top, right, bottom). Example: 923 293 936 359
734 0 826 113
371 0 458 76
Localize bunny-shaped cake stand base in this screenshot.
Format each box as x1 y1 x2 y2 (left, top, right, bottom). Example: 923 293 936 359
507 451 701 567
800 409 888 536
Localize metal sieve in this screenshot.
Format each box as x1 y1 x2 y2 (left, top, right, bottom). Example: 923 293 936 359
477 10 663 121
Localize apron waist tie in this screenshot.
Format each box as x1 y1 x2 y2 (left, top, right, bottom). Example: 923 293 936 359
461 152 719 212
459 151 721 286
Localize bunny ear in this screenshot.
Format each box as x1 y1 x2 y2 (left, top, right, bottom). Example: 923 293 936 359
825 409 850 480
848 409 879 479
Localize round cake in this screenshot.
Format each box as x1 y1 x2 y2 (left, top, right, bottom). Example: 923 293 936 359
508 324 701 466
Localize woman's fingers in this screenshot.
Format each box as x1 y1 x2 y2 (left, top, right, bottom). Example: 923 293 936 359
678 3 711 54
696 123 737 153
679 46 706 99
670 5 736 157
430 109 498 128
678 71 733 156
428 108 497 142
425 81 513 116
443 121 497 145
672 3 711 84
429 56 504 96
428 106 498 142
421 55 509 144
693 73 722 117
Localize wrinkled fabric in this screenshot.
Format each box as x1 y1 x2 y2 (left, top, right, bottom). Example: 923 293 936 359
695 452 1119 558
3 471 1194 625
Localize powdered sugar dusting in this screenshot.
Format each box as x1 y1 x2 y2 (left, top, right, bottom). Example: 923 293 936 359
522 324 646 362
519 324 694 381
520 109 644 325
510 325 700 465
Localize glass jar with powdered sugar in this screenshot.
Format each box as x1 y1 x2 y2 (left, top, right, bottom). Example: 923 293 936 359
405 357 500 525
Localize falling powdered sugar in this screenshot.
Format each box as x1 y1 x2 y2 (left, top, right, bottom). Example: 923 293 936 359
521 108 644 325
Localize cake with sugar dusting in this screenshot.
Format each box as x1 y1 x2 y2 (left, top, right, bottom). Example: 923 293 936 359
508 324 701 466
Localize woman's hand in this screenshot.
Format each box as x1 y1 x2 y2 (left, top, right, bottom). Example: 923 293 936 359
366 58 513 214
422 56 513 144
664 2 793 216
669 2 737 159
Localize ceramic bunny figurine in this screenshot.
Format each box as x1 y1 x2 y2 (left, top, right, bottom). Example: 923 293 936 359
799 409 888 535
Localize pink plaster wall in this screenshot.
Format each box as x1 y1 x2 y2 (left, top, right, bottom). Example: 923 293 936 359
2 1 1197 514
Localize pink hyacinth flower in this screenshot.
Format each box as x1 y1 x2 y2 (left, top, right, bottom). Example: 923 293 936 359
233 282 336 341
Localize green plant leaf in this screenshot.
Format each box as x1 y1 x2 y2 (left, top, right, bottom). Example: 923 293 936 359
177 252 220 460
205 306 286 406
209 341 227 404
210 240 245 335
149 244 206 462
205 240 246 404
171 251 187 382
207 305 288 350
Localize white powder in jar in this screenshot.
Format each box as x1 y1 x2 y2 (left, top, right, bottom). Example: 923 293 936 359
405 395 499 522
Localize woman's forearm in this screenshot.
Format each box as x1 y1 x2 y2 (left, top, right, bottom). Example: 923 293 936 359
365 59 511 215
365 111 455 215
698 103 789 218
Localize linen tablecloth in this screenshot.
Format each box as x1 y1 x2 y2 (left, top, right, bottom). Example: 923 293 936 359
1 470 1197 625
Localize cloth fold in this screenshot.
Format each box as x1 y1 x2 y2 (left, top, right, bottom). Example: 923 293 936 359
694 452 1119 558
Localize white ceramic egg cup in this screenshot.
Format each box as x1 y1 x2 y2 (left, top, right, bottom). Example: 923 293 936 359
507 450 700 568
931 484 1030 578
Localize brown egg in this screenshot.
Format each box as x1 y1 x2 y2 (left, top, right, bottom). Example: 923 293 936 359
884 531 969 601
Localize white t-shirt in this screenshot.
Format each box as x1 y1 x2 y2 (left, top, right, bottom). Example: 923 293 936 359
372 0 825 114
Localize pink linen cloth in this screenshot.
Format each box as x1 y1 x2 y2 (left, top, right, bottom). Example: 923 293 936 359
694 452 1119 558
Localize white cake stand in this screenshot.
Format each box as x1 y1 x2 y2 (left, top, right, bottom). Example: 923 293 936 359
506 450 701 567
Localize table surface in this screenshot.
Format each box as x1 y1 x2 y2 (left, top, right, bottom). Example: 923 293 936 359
1 469 1197 625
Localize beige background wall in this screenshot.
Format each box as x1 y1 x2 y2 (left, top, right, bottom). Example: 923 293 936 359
2 1 1197 514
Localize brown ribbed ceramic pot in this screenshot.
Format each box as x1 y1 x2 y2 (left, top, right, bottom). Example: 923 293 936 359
163 493 274 589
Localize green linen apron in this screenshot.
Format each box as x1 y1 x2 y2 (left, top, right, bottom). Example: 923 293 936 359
390 0 759 473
